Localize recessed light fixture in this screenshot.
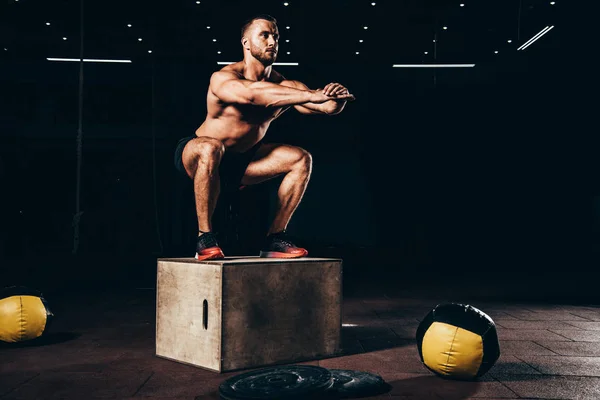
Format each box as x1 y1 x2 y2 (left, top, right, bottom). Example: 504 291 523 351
494 50 499 53
46 22 51 26
206 26 210 29
285 39 290 42
148 50 152 53
550 1 555 4
213 39 217 42
196 1 200 4
443 26 448 30
356 51 360 54
63 37 67 40
286 26 290 29
284 2 289 5
424 51 428 54
138 38 143 41
460 3 465 6
371 2 376 5
287 51 290 54
217 51 221 54
359 39 364 42
364 26 368 29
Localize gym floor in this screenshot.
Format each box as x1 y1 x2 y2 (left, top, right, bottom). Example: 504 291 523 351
1 277 599 399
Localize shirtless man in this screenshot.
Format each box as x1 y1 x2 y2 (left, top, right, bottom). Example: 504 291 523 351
174 14 354 260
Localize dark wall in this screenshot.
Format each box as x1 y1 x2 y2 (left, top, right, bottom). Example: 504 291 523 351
0 27 581 293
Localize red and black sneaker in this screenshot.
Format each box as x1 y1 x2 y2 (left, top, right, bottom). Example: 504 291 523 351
195 232 225 261
259 231 308 258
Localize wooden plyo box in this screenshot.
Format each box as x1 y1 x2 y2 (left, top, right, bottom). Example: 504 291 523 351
155 257 343 372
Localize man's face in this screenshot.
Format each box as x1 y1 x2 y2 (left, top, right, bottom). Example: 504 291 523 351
246 19 279 66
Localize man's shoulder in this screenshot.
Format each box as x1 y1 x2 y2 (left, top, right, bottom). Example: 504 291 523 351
213 63 244 79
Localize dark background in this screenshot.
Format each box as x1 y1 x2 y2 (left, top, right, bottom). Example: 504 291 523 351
0 0 586 299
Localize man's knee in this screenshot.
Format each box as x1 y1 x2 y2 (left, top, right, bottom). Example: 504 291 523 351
294 148 312 173
191 138 225 163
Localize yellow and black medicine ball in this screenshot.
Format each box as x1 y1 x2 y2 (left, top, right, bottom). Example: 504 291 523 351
0 286 54 343
416 303 500 380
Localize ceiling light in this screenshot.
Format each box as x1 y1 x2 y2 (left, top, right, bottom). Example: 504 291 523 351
494 50 499 53
443 26 448 30
550 1 555 4
393 64 475 68
217 51 221 54
460 3 465 6
287 51 290 54
424 51 428 54
359 39 364 42
371 2 376 5
138 38 143 41
46 22 51 26
507 39 512 43
196 1 200 3
3 48 7 51
285 39 290 42
364 26 368 29
206 26 210 29
127 24 132 27
148 50 152 53
286 26 290 29
356 52 360 54
518 25 554 50
63 37 67 40
47 58 133 63
284 2 289 5
213 39 217 42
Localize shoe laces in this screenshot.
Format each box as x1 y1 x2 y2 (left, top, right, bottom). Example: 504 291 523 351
198 232 218 248
270 231 296 247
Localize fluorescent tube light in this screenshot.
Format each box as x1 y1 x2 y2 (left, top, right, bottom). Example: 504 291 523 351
518 26 554 50
392 64 475 68
47 58 132 63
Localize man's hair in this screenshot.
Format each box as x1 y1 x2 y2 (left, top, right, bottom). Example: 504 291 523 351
241 14 277 39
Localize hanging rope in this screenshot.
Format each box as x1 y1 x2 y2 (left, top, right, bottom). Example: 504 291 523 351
72 0 84 254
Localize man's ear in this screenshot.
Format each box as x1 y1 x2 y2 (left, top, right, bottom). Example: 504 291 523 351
241 37 248 50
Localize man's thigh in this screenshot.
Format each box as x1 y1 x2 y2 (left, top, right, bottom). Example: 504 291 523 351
240 143 306 186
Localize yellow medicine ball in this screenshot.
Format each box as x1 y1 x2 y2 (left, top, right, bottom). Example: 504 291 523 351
0 286 54 343
416 303 500 380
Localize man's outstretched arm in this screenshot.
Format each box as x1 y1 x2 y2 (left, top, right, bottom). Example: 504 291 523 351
280 80 354 115
210 71 351 108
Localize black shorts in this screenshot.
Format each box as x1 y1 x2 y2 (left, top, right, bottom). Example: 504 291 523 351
174 135 262 189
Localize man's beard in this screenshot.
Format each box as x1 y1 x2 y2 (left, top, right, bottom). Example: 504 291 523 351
251 45 276 66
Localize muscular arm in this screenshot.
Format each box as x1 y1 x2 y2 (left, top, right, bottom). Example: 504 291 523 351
280 80 347 115
210 71 315 108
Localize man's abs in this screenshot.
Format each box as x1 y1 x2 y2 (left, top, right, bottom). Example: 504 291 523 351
195 117 271 153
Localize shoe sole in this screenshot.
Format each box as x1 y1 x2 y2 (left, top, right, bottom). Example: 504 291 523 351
195 247 225 261
259 250 308 258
